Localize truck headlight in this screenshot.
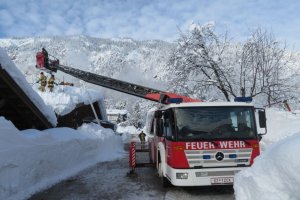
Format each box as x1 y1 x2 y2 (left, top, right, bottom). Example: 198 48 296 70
176 173 188 179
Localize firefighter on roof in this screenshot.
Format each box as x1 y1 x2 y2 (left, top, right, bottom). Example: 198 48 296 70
36 72 47 92
48 74 57 92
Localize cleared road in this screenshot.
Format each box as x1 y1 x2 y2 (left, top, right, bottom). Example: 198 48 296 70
30 145 234 200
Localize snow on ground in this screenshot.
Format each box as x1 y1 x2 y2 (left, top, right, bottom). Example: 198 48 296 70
262 108 300 145
0 117 124 200
0 47 57 125
33 83 107 118
116 124 139 142
234 108 300 200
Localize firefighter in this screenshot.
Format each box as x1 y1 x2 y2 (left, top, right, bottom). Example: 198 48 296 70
138 130 146 146
36 72 47 92
47 74 57 92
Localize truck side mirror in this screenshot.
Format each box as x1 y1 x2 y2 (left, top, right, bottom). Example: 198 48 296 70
258 110 266 128
255 108 267 136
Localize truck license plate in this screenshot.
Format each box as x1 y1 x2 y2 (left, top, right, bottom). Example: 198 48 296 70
211 177 233 185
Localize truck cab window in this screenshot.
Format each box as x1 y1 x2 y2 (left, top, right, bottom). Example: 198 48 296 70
174 107 257 141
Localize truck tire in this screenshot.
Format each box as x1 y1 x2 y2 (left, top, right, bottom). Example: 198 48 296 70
161 176 171 188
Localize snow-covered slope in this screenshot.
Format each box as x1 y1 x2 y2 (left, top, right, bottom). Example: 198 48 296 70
0 47 57 126
262 108 300 144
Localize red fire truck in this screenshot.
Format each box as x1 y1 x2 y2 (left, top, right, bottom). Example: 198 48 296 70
36 49 266 187
146 100 266 186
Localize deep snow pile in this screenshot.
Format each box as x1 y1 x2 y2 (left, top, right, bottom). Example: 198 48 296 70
34 83 107 118
0 47 57 125
234 109 300 200
0 117 124 200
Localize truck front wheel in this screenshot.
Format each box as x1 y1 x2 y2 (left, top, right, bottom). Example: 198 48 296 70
161 176 171 188
158 162 171 188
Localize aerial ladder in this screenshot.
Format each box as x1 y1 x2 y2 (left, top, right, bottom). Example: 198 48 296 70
36 49 200 176
36 50 200 105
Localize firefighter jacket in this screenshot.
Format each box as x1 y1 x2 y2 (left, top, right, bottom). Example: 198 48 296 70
48 77 55 88
38 75 47 86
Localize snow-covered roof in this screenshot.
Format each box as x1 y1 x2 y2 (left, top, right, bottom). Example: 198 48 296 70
162 101 254 109
0 47 57 126
35 84 106 117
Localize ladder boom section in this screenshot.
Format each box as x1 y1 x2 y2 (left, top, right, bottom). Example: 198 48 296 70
56 64 165 101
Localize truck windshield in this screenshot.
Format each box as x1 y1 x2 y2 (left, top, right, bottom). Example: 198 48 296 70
174 107 257 141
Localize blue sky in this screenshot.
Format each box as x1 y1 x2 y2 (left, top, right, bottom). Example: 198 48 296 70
1 0 300 49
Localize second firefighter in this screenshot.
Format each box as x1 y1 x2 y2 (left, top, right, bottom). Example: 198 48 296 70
48 74 57 92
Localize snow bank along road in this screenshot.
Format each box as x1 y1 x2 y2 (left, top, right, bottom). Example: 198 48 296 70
0 117 124 200
234 108 300 200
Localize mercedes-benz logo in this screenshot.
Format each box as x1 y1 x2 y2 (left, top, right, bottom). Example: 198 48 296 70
215 152 224 161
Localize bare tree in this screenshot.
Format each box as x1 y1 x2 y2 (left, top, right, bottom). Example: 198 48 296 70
167 24 297 105
167 23 238 101
240 28 295 106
